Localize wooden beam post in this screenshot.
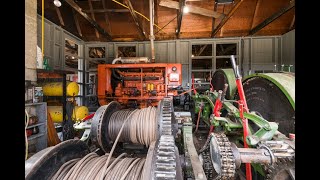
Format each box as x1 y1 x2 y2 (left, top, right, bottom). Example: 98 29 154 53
211 2 218 35
250 0 261 30
88 0 100 39
211 0 243 37
64 0 112 40
55 6 65 27
101 0 112 35
176 0 185 38
124 0 147 40
249 0 295 35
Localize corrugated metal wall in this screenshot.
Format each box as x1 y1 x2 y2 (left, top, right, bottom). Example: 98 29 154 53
36 15 84 70
36 16 293 90
85 36 282 88
281 30 295 72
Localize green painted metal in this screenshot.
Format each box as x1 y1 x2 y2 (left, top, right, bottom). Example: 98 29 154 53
243 73 295 110
213 69 237 100
192 92 279 146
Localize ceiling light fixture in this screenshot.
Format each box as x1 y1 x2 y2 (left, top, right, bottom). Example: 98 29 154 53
53 0 62 7
183 6 189 14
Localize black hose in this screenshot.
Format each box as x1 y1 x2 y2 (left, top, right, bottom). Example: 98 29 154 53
112 69 122 80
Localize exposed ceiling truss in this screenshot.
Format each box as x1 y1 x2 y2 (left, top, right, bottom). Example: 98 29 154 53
39 0 295 42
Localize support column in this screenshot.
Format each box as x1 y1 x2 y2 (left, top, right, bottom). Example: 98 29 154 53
25 0 38 83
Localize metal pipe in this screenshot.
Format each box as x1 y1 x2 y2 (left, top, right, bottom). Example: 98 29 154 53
149 0 155 63
238 148 272 164
112 57 150 64
42 0 44 57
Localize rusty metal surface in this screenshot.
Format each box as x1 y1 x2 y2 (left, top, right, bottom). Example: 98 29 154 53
97 63 182 108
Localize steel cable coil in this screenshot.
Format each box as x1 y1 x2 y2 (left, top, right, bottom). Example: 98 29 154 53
52 106 156 180
108 106 157 146
52 152 145 180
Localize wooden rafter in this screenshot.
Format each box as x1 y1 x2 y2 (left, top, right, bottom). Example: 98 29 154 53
101 0 112 35
176 0 185 38
211 0 243 37
124 0 147 40
250 0 261 30
249 0 295 35
55 6 65 27
88 0 100 39
72 9 82 37
159 0 224 18
64 0 112 40
211 2 218 34
289 14 295 31
82 9 129 13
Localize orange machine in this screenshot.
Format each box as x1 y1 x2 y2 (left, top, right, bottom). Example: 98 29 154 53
97 63 182 108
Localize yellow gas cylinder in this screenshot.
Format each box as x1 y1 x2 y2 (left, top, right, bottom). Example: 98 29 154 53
48 106 89 123
150 83 154 91
147 83 151 91
42 82 79 96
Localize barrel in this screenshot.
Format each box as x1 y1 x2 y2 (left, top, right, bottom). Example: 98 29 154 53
48 106 89 123
42 82 79 96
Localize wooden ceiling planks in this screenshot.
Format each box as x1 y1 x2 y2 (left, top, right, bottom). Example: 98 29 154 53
38 0 295 42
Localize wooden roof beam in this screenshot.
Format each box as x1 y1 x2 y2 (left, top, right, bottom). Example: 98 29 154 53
64 0 112 40
211 2 218 35
289 14 295 31
249 0 295 35
55 6 65 27
124 0 147 40
101 0 112 35
72 9 82 37
250 0 261 30
159 0 224 18
88 0 100 39
176 0 185 38
211 0 243 37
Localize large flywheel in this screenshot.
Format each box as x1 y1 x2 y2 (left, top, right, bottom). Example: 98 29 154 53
241 73 295 136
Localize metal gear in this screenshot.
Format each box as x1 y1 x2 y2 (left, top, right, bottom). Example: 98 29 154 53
264 158 295 180
152 97 181 179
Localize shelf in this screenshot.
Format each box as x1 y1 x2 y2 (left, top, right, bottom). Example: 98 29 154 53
26 122 45 129
28 133 45 141
25 102 46 106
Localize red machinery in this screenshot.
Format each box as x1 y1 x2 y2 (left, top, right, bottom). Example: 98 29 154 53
97 62 182 108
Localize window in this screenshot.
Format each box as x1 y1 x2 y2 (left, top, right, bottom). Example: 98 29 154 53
65 39 79 69
216 43 237 70
216 43 237 56
89 47 105 58
64 38 84 106
190 42 239 93
88 59 106 70
192 44 212 56
192 59 212 69
216 58 233 69
118 46 136 57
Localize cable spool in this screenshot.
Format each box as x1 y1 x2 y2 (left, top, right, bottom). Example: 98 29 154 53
91 102 158 152
52 152 146 180
108 106 157 146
